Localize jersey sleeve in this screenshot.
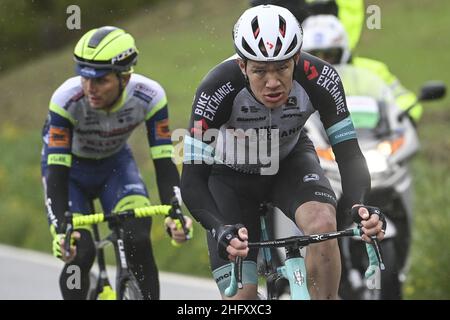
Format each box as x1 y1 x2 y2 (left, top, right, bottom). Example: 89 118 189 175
43 87 77 233
145 104 174 160
44 82 78 167
184 60 240 163
133 79 174 161
146 104 181 204
181 60 243 233
298 53 371 207
131 79 181 204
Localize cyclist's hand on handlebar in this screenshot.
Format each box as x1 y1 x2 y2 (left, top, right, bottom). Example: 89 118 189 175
216 224 249 261
227 228 249 261
165 216 193 244
352 204 386 243
53 231 80 263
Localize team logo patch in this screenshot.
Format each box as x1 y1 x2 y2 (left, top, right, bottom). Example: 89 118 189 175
155 119 171 140
48 126 71 148
190 119 209 136
303 60 318 80
287 96 297 106
303 173 319 182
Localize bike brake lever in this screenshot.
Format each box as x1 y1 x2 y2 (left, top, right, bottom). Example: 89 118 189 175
370 237 385 270
64 211 73 259
170 197 191 239
236 256 243 289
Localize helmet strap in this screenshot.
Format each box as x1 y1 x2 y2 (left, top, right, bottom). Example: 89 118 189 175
292 56 298 81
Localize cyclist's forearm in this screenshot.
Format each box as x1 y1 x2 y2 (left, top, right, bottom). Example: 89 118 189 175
153 157 180 204
333 139 371 209
181 163 225 234
45 164 70 233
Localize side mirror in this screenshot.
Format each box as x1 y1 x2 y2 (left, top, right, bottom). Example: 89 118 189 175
398 81 447 122
418 81 446 101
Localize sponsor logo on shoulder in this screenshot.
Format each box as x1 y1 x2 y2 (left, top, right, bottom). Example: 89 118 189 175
48 126 71 148
314 191 337 202
135 84 158 98
194 82 235 122
287 96 297 107
155 118 171 140
303 173 319 182
316 65 346 115
303 60 319 80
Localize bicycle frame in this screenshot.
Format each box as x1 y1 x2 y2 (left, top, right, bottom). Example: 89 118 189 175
90 216 144 300
88 224 115 300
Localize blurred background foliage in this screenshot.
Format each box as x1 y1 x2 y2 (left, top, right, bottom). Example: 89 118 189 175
0 0 161 72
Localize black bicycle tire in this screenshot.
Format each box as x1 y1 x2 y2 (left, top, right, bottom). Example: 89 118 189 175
86 271 100 300
118 275 144 300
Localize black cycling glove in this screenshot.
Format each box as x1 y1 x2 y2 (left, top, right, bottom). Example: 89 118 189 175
215 224 245 260
351 205 387 233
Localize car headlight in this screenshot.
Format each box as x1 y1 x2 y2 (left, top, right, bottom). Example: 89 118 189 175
364 149 388 173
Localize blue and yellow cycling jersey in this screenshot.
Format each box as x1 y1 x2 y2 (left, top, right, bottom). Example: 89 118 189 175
42 73 174 166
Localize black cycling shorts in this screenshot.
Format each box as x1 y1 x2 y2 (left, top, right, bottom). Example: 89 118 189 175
207 130 337 275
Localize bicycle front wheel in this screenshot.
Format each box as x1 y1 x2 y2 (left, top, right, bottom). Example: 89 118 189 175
119 276 144 300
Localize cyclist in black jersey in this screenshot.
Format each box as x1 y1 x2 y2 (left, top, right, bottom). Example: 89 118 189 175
41 26 192 300
180 5 384 299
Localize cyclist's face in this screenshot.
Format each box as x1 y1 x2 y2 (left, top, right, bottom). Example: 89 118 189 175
239 54 299 109
81 73 123 110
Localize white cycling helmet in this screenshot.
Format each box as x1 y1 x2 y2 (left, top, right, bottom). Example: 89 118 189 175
302 14 350 64
233 5 303 61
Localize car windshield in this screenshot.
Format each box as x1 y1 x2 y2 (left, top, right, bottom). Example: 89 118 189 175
335 64 396 131
346 96 380 129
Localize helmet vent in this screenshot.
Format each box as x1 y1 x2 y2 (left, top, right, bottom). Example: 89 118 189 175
242 38 257 57
274 37 282 57
278 15 286 38
251 17 260 39
88 26 118 48
258 38 268 57
285 35 298 55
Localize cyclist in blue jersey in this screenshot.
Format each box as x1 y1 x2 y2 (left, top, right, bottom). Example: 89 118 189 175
41 26 192 300
180 5 385 299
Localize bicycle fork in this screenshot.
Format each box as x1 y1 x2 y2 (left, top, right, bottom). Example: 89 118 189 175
259 210 309 300
277 246 310 300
